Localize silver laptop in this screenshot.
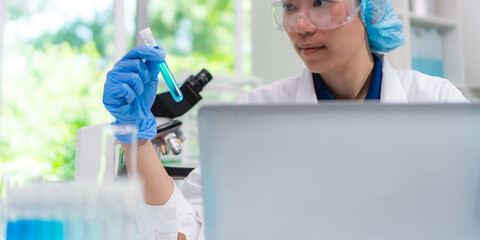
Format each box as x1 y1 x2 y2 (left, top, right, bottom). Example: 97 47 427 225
198 103 480 240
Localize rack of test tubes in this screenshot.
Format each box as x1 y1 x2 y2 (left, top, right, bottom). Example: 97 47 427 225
1 180 141 240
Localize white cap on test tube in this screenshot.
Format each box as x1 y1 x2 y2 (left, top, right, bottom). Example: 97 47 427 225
139 27 157 47
139 27 152 39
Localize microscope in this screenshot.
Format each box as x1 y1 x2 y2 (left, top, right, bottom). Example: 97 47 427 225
151 68 213 157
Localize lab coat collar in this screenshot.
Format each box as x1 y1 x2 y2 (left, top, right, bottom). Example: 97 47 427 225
295 67 318 104
377 54 409 103
295 54 409 104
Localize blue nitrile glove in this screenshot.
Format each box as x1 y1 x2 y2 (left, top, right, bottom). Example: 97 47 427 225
103 46 165 140
360 0 405 53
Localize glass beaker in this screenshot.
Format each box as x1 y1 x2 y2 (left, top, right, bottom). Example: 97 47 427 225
98 124 142 240
101 124 138 183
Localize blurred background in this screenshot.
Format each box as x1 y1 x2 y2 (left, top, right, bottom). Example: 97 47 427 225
1 0 479 181
0 0 254 180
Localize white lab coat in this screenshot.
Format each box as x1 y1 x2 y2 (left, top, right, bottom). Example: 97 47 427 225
138 54 469 240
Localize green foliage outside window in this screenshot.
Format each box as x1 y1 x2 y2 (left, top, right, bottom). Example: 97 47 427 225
148 0 235 77
0 0 235 180
0 42 110 180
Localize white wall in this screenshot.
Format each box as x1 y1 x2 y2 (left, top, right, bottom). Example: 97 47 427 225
114 0 127 61
135 0 149 46
460 0 480 90
251 0 304 84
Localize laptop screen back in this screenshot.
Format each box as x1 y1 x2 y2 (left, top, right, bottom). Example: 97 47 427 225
199 104 480 240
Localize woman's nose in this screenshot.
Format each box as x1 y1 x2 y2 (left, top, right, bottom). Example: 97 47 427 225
294 14 316 34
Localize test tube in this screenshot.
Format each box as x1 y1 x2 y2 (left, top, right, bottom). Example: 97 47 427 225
139 27 184 102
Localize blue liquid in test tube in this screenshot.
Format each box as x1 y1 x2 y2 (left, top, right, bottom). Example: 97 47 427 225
140 27 183 102
156 54 183 102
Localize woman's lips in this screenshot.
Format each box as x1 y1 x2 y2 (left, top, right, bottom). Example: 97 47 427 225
300 46 326 55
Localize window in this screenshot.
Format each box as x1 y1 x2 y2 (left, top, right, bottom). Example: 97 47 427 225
0 0 252 179
146 0 236 75
0 0 115 180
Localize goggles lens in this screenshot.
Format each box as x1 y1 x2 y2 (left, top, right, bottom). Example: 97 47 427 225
271 0 360 32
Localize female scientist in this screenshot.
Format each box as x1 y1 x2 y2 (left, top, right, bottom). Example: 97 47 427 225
102 0 468 239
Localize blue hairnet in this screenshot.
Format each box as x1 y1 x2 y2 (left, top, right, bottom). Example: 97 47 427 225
360 0 405 53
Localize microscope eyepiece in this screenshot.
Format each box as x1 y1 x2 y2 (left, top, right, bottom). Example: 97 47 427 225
151 68 213 118
188 69 212 92
196 69 212 86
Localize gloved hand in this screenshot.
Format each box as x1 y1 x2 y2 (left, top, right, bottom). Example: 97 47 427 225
360 0 405 53
103 46 165 140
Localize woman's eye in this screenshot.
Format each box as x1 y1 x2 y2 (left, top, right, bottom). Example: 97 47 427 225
313 0 326 7
283 3 297 12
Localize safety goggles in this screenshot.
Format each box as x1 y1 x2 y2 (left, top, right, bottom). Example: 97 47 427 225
271 0 361 32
